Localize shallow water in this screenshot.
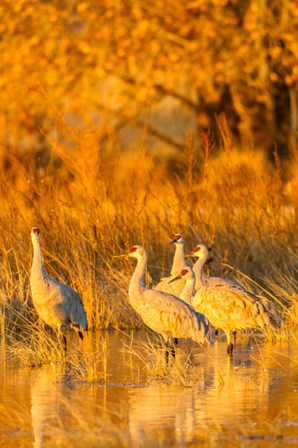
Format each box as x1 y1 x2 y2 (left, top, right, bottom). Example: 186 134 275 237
1 330 298 447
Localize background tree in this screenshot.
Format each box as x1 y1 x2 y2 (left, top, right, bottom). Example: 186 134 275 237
0 0 297 164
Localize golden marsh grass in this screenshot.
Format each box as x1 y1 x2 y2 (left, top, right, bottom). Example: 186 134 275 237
0 122 298 372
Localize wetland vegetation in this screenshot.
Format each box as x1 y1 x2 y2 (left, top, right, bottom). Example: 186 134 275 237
1 0 298 445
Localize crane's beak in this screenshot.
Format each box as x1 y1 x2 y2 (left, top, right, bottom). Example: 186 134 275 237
184 253 193 258
168 272 183 284
113 254 127 259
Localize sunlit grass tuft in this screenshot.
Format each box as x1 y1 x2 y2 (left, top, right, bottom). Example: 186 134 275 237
3 303 66 366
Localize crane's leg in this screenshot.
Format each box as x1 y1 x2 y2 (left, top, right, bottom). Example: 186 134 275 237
226 332 234 355
78 331 84 340
57 329 67 355
165 347 175 364
165 338 176 364
63 335 67 353
165 349 169 365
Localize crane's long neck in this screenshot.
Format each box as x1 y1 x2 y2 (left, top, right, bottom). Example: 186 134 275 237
128 253 147 301
180 277 195 306
171 244 185 275
31 239 47 281
193 256 207 290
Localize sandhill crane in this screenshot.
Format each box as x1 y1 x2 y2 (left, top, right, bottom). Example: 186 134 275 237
123 245 215 362
154 233 187 297
189 243 252 337
30 227 88 350
170 266 281 354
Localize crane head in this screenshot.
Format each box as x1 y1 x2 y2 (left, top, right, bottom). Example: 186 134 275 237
31 227 40 238
170 233 184 245
114 245 145 259
169 267 193 283
191 244 209 259
128 245 145 259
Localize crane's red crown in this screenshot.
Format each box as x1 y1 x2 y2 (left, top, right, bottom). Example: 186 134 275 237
173 233 181 240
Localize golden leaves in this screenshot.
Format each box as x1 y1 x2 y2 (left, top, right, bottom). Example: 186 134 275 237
0 0 297 154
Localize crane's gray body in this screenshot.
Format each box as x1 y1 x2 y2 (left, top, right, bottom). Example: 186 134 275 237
30 228 88 335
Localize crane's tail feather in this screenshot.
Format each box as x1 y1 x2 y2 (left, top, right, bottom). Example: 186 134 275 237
205 322 216 346
194 312 215 346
